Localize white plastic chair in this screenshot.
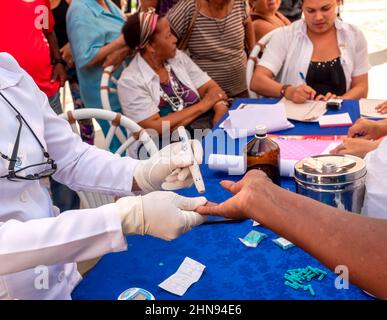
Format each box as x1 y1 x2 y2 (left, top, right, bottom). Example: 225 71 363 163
100 64 131 143
100 64 127 112
60 108 158 208
246 30 276 98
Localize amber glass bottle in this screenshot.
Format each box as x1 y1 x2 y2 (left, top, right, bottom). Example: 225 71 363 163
245 125 281 185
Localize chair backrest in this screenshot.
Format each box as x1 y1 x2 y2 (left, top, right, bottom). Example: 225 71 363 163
100 64 132 145
246 30 276 98
100 64 127 112
60 108 158 208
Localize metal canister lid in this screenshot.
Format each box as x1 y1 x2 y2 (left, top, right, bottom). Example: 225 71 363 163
294 154 366 185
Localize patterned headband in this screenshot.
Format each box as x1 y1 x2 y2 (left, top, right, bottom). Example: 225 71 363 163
138 8 159 50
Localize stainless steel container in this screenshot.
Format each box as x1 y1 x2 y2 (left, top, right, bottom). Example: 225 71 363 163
294 154 366 213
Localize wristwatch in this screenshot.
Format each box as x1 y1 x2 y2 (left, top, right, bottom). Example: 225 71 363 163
280 84 291 98
52 58 66 66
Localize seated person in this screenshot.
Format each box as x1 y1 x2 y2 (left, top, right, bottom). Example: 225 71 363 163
331 118 387 158
250 0 291 41
117 9 229 135
197 167 387 299
167 0 256 99
250 0 371 103
67 0 130 152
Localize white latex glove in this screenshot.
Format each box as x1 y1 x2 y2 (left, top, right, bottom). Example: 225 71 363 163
116 191 208 240
133 140 203 192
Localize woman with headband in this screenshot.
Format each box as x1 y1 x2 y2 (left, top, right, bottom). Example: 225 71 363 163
117 9 229 137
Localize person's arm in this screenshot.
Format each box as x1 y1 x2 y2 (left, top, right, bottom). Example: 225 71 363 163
251 65 284 97
244 17 256 54
102 46 131 69
44 30 67 87
43 0 67 86
60 42 74 67
196 79 228 126
139 95 220 134
197 170 387 299
66 9 127 69
138 78 226 133
347 118 387 139
341 74 368 99
0 204 127 276
31 76 139 195
253 20 276 42
84 35 127 68
251 66 316 102
330 137 381 158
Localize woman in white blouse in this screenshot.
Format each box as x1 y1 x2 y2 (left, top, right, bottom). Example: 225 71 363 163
251 0 371 103
117 10 229 135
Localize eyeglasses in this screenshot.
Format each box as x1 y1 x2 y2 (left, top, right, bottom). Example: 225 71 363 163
0 92 57 181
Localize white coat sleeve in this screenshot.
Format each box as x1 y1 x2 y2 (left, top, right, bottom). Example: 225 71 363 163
0 203 127 276
362 137 387 219
258 28 289 77
38 89 139 196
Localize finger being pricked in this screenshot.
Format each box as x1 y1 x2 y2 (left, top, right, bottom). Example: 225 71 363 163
196 201 223 217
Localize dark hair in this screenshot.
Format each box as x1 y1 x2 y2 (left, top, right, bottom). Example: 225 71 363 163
122 13 141 50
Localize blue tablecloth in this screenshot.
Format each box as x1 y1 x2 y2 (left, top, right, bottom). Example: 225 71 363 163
72 99 372 300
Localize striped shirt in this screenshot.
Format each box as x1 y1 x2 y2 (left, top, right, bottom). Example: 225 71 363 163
167 0 248 97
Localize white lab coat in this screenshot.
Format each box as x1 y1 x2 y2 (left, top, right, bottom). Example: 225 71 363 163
0 53 139 299
362 137 387 219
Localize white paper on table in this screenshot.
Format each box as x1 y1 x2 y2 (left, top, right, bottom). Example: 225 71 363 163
279 98 327 122
158 257 206 296
319 113 353 127
223 103 294 139
359 98 387 118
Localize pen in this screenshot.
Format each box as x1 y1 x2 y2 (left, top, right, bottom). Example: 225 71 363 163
299 72 314 100
177 126 206 194
299 72 306 82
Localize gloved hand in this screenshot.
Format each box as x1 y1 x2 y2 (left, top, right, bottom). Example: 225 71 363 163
116 191 208 240
133 140 203 192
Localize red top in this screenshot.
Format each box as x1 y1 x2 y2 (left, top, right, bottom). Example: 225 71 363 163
0 0 59 97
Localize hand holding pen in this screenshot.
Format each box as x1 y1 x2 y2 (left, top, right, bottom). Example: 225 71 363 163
298 73 338 102
282 73 316 103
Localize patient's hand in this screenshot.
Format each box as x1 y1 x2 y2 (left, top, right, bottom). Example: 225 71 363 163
330 138 380 158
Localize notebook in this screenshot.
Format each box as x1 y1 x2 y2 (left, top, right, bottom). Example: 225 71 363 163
318 113 353 127
359 99 387 119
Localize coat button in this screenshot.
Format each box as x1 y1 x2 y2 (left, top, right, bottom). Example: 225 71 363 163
58 271 65 282
19 191 28 202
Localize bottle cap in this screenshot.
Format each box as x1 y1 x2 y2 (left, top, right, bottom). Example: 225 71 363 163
255 125 267 137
